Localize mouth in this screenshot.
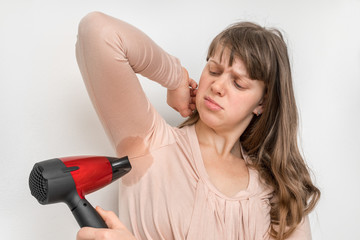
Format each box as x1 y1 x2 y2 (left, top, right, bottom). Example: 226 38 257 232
204 96 223 111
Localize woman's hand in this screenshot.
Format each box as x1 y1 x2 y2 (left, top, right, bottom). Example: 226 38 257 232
167 67 197 117
76 207 136 240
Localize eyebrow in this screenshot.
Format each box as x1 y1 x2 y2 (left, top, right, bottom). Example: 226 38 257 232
208 59 251 80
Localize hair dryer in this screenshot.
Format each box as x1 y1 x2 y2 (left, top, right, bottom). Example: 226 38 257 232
28 156 131 228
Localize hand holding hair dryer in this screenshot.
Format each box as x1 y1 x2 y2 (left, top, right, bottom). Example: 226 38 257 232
29 156 131 228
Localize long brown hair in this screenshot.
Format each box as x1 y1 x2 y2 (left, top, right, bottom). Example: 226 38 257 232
180 22 320 239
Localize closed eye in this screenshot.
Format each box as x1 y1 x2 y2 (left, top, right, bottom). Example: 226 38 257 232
209 71 220 76
234 80 246 89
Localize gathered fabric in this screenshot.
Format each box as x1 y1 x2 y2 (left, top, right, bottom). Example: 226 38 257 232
117 125 273 239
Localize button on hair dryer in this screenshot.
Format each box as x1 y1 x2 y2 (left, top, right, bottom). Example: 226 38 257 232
29 156 131 228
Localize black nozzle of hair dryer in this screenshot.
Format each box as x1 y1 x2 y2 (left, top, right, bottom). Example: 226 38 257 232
29 156 131 228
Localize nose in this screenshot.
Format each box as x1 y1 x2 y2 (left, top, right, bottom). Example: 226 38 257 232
211 76 226 96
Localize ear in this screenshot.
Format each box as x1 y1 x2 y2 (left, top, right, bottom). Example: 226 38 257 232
253 96 265 116
253 105 263 116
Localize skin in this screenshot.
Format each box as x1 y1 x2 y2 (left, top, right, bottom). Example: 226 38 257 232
76 47 265 239
196 49 265 138
194 47 265 196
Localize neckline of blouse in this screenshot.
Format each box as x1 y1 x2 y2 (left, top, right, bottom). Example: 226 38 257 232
186 125 256 201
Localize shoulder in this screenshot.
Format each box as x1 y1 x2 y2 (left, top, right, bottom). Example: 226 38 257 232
171 124 196 147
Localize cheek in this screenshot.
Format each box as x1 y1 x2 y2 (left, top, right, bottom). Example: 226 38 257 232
195 87 204 107
198 73 207 88
228 93 260 115
195 76 210 111
196 76 207 97
231 83 265 112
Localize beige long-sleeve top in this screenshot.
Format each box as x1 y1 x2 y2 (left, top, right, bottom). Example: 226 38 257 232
75 11 311 240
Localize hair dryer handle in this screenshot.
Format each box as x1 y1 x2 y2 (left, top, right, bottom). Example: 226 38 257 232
72 198 107 228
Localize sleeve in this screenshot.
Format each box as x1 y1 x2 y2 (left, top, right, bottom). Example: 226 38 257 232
75 12 183 158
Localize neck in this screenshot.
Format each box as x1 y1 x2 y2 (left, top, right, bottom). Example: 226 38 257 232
195 119 242 159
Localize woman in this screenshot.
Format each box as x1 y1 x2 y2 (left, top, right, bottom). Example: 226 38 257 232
75 11 320 240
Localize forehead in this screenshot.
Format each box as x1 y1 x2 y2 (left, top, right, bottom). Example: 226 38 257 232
210 44 243 67
209 43 268 85
209 46 249 75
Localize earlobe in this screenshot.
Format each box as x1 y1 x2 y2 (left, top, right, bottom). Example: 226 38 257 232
254 109 262 116
254 94 266 116
253 105 263 116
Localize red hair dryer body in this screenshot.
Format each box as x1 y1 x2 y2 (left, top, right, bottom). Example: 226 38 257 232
29 156 131 228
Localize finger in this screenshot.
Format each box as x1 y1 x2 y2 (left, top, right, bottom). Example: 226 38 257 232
190 90 197 98
190 96 196 102
189 79 198 89
96 206 126 230
77 227 97 240
180 108 192 117
191 89 197 96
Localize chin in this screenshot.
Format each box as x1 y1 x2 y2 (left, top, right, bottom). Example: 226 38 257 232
198 107 251 135
198 108 223 130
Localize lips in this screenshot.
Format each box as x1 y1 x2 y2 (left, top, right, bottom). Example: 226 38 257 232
204 96 223 111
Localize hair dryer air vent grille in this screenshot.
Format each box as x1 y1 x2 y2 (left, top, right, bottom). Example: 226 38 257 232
29 165 48 203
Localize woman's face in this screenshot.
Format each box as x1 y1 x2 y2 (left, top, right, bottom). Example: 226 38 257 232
196 47 265 134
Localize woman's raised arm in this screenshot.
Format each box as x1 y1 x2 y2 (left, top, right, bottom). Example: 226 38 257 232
75 12 184 157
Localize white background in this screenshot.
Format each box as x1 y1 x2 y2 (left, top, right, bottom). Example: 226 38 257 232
1 0 359 239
